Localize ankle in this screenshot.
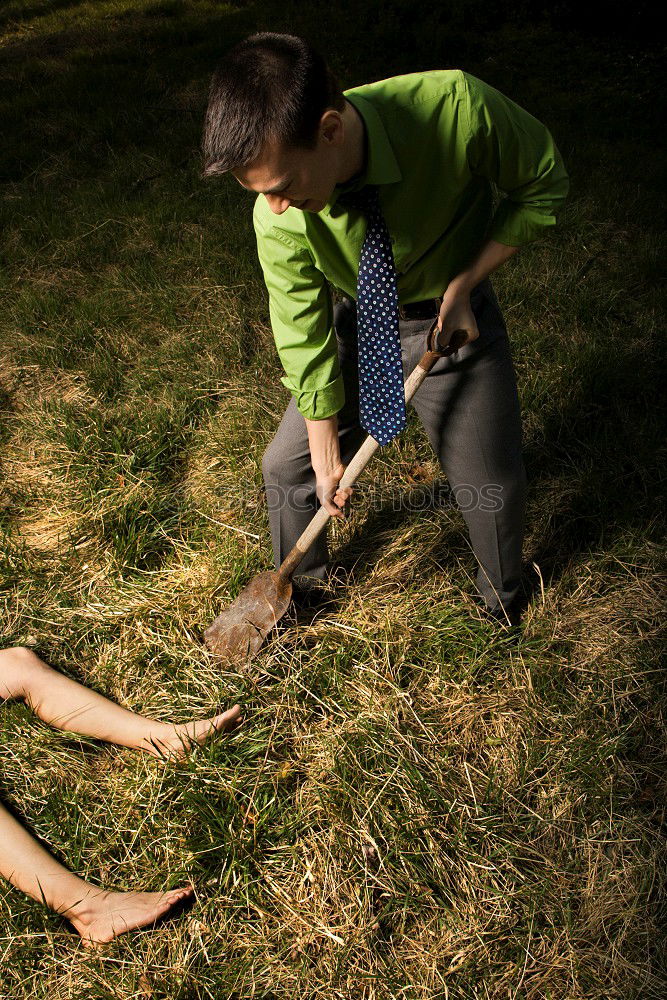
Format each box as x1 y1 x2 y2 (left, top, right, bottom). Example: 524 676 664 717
137 722 175 757
63 886 108 930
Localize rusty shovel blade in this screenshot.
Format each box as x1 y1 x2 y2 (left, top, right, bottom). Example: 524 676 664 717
204 571 293 664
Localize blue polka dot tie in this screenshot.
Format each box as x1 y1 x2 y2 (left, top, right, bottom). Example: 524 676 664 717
348 185 406 447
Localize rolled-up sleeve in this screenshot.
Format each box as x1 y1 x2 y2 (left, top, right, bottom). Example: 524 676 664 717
253 199 345 420
462 72 569 247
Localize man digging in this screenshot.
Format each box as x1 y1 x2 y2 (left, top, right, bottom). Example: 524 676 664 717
201 32 568 628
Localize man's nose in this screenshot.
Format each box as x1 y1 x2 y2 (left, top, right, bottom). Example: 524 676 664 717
266 194 291 214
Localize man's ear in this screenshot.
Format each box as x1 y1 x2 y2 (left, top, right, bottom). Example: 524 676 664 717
320 109 344 146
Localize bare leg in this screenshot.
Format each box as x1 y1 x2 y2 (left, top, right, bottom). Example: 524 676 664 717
0 646 242 943
0 800 193 945
0 647 242 758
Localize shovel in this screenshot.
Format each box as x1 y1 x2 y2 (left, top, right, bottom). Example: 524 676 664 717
204 319 466 664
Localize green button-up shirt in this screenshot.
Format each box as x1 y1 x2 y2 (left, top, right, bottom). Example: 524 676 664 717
253 70 569 419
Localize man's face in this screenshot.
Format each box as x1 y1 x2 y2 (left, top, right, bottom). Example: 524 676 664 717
232 113 343 215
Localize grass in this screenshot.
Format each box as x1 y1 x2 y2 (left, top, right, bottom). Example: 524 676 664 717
1 1 666 997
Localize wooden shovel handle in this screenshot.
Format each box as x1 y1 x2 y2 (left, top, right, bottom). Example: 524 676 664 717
278 326 466 580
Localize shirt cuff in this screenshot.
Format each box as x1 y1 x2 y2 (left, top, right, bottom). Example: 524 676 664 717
279 372 346 420
488 200 559 247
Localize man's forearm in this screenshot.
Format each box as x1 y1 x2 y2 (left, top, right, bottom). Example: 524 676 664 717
305 413 341 473
446 239 519 298
436 239 520 347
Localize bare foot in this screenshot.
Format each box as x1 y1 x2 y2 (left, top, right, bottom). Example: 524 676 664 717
140 704 242 759
68 886 194 946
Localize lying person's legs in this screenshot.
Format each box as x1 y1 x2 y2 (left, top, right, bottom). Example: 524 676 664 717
0 646 243 944
0 800 192 946
0 646 241 758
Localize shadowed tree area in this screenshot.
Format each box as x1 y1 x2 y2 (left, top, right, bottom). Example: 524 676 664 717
0 2 665 998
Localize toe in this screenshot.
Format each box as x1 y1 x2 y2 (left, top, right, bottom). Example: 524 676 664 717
211 705 242 732
159 887 192 914
166 885 194 904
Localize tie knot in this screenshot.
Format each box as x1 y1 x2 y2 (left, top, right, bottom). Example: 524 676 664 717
339 184 381 216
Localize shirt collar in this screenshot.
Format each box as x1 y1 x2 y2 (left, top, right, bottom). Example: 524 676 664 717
320 91 402 217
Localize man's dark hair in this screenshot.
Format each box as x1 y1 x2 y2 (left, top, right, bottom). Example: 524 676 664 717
202 32 345 176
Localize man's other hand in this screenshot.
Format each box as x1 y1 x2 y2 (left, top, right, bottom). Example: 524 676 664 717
436 289 480 351
315 462 353 518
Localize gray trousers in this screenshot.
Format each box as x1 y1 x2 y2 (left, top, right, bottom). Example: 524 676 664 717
261 279 527 611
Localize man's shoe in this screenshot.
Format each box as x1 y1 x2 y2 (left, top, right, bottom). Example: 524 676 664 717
475 597 522 630
291 576 335 612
